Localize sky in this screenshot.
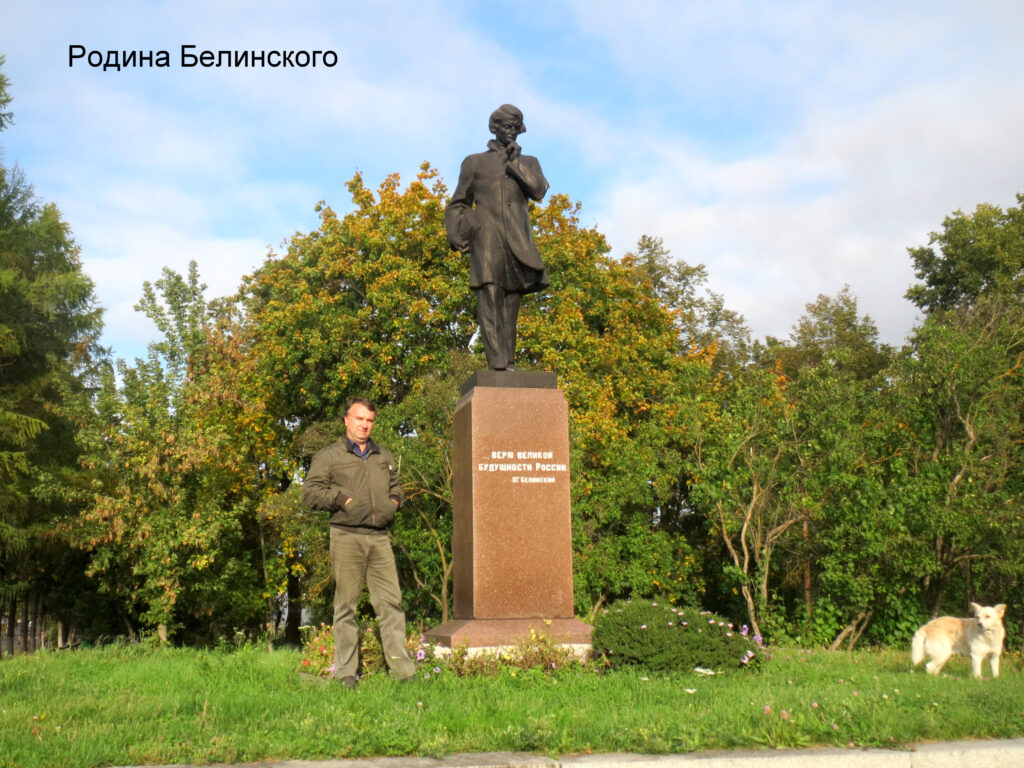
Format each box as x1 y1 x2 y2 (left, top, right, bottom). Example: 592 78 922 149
3 0 1023 363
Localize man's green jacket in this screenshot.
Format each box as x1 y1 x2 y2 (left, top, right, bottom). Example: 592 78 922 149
302 438 403 533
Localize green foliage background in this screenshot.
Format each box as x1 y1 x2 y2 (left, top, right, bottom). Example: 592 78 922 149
2 51 1024 652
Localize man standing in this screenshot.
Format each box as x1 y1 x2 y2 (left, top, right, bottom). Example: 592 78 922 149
445 104 550 370
302 398 415 687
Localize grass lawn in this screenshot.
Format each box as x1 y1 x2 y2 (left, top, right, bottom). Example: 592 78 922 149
2 643 1024 768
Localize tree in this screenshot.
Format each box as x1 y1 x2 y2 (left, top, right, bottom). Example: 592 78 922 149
241 165 475 425
885 296 1024 618
518 203 710 615
906 194 1024 313
0 55 13 132
0 60 105 650
72 264 290 641
780 357 900 648
686 363 805 638
626 235 751 373
237 166 477 628
238 171 712 624
758 287 893 381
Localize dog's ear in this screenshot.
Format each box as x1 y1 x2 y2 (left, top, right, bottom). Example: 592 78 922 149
970 602 982 615
995 604 1006 618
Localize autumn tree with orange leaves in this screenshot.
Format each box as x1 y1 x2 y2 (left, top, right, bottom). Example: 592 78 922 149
238 166 709 624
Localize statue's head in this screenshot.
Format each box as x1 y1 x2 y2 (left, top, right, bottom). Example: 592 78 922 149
489 104 525 144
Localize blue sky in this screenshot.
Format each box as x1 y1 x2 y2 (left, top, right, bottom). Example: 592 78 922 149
3 1 1024 362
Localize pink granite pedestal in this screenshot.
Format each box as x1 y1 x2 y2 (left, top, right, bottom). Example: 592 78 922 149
425 372 592 650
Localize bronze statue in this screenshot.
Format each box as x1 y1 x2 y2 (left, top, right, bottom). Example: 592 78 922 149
446 105 549 370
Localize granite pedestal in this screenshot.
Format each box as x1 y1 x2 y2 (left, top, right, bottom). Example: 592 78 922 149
425 371 592 650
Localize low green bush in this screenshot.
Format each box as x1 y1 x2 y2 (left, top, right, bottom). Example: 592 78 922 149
592 599 764 673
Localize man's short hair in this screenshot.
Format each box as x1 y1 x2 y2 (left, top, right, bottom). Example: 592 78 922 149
344 397 376 415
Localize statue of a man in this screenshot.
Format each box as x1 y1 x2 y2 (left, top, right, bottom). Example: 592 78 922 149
445 105 549 370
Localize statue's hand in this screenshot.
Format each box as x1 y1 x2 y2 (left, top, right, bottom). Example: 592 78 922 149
505 140 522 161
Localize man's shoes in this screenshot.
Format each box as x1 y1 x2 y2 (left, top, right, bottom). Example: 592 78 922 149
338 676 357 689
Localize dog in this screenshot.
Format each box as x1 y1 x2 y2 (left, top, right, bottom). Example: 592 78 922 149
911 602 1006 678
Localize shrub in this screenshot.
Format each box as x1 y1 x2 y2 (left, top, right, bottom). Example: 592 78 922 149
592 600 764 673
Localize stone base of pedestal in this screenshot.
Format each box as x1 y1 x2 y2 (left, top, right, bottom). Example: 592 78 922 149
425 617 592 651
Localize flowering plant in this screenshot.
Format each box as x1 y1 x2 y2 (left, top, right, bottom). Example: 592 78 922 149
592 600 765 673
299 622 587 680
299 621 448 679
298 624 336 677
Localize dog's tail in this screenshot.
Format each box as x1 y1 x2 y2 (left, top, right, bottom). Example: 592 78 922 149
910 628 926 666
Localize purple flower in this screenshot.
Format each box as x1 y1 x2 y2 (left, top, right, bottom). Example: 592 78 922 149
416 649 426 661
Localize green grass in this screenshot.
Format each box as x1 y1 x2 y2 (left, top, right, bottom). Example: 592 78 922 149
3 644 1024 768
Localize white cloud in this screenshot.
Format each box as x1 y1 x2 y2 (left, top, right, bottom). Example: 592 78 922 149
563 1 1024 346
4 0 1023 359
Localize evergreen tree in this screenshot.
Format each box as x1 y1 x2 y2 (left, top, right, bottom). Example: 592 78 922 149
0 58 106 650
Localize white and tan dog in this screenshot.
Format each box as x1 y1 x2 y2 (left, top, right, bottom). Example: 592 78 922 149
911 602 1006 679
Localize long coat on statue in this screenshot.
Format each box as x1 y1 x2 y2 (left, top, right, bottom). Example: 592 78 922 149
445 141 550 293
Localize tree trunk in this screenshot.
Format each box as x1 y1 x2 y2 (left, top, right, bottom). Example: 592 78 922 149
848 610 874 650
33 593 44 651
829 610 874 651
802 514 813 628
439 557 453 625
20 596 29 653
5 598 15 655
285 569 302 649
117 607 135 641
740 584 761 640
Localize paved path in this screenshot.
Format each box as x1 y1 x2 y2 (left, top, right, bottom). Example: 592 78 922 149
115 740 1024 768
